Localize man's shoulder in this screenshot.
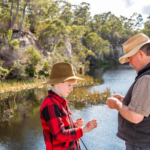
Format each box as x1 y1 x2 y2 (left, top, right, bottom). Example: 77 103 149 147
133 75 150 92
137 75 150 84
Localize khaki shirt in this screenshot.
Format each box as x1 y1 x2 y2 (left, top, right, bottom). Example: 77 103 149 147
128 75 150 117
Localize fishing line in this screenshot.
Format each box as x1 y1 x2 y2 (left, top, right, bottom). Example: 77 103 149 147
80 138 89 150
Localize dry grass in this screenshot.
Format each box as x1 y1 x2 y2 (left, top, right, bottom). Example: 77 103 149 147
0 74 101 94
67 87 110 104
0 78 45 93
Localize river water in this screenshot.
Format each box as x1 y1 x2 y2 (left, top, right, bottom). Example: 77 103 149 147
0 65 137 150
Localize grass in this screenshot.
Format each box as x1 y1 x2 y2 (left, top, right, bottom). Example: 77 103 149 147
0 74 102 94
67 87 110 104
0 78 45 93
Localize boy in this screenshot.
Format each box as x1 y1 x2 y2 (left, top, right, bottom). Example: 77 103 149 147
40 62 98 150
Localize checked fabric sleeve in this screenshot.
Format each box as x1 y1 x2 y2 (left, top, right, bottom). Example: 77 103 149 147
40 91 83 150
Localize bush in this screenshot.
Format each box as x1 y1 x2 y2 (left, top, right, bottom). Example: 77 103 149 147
97 60 109 66
26 46 41 66
38 70 50 76
64 58 68 62
9 39 20 50
43 61 49 70
25 67 35 77
0 67 9 77
8 61 25 78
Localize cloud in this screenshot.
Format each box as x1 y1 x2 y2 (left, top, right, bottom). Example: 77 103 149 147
123 0 134 7
142 5 150 14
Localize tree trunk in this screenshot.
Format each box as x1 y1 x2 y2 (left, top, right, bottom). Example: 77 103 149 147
9 0 19 29
19 0 30 31
9 0 14 28
18 0 30 37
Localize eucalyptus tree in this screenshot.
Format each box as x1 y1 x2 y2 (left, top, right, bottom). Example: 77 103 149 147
84 32 109 54
27 0 51 32
68 25 85 54
73 2 91 25
59 0 73 25
142 20 150 37
35 18 67 51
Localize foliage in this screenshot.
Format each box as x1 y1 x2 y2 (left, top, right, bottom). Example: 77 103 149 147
9 39 20 50
97 60 109 67
0 67 9 77
1 0 150 77
25 46 41 67
38 69 50 76
0 29 12 40
56 40 66 50
84 32 110 54
8 61 25 78
25 67 35 77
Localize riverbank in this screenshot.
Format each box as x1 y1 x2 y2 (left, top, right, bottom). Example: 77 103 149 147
0 74 101 94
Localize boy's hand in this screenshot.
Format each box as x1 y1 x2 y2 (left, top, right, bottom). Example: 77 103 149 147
82 119 98 133
74 118 84 128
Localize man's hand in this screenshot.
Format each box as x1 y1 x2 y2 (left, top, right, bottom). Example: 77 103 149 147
113 94 124 102
74 118 84 128
106 97 120 109
82 119 98 133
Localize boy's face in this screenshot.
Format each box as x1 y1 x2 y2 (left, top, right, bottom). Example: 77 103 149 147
58 81 74 97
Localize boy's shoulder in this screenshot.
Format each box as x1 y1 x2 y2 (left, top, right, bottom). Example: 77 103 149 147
41 95 60 109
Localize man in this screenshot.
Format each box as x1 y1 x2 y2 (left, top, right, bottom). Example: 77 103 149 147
107 33 150 150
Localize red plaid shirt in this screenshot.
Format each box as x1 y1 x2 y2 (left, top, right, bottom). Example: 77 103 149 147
40 90 83 150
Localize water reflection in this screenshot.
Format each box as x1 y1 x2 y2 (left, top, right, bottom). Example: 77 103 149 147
88 65 136 95
0 65 136 150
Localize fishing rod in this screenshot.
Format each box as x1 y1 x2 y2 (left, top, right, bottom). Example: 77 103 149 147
80 138 88 150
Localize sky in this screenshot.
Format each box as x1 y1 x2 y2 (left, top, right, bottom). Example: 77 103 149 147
67 0 150 22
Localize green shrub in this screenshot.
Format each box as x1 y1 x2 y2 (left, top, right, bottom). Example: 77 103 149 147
64 58 68 62
56 40 66 50
0 67 9 77
25 67 35 77
9 61 25 78
97 60 109 66
26 46 41 66
43 61 49 69
9 39 20 50
38 70 50 76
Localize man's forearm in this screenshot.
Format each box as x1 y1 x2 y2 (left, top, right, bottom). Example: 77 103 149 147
115 101 143 124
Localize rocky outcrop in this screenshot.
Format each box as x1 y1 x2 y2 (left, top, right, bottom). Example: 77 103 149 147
0 30 72 68
87 44 124 66
104 44 124 60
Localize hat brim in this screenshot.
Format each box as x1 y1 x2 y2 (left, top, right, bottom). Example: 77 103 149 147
42 76 84 85
119 40 150 64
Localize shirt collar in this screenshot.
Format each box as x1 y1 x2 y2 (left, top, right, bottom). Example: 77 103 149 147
48 89 69 107
137 62 150 76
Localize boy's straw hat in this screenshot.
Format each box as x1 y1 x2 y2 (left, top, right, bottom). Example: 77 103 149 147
43 62 84 84
119 33 150 64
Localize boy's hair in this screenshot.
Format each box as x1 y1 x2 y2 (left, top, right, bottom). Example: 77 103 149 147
51 79 77 86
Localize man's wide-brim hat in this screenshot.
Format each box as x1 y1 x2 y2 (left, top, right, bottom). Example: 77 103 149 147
119 33 150 64
43 62 84 84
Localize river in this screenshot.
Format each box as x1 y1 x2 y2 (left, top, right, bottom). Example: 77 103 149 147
0 65 137 150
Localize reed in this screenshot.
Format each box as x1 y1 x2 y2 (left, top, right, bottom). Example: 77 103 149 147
0 78 45 94
67 87 111 104
0 75 101 94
